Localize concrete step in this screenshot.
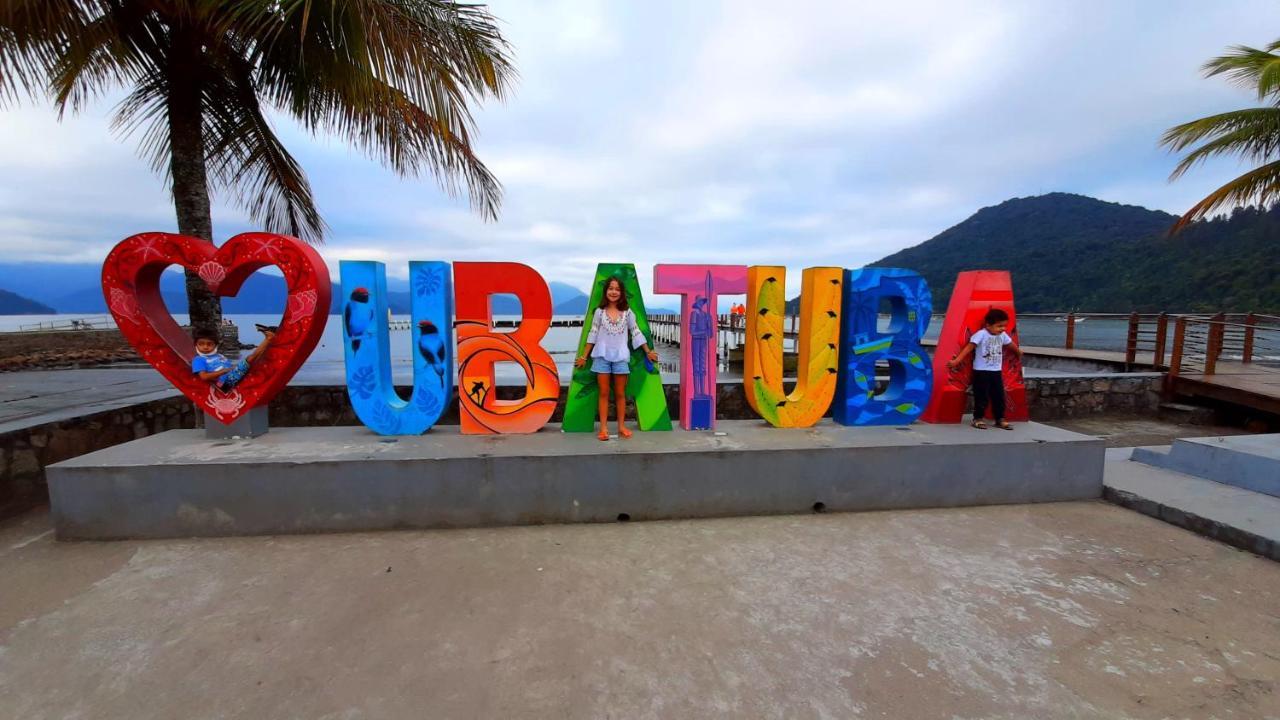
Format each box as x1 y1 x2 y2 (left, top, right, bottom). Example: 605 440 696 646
1156 401 1217 425
1131 434 1280 498
1104 453 1280 561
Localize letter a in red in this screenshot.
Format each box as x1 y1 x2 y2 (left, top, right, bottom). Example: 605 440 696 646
921 270 1028 423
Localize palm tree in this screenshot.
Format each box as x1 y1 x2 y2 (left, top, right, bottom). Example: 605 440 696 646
1162 40 1280 233
0 1 513 332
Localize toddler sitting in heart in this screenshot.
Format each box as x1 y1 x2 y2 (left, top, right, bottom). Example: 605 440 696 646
192 325 276 392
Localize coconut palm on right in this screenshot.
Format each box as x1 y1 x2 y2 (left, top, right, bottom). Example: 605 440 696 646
1162 40 1280 232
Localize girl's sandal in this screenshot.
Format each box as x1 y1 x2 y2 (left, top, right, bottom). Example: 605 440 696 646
971 420 988 430
618 427 633 439
996 421 1014 431
597 430 610 441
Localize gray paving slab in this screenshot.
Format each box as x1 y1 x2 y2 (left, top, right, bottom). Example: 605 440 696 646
1104 453 1280 561
0 367 177 431
47 420 1103 539
4 502 1280 719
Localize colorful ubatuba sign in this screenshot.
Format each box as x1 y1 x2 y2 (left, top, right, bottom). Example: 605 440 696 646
102 232 1026 434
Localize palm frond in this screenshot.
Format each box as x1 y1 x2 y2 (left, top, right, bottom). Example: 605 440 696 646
1160 108 1280 179
229 0 514 220
0 0 95 103
202 48 326 241
1203 43 1280 100
3 0 515 237
1170 160 1280 233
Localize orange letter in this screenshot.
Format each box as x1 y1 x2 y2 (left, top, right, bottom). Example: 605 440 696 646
454 262 560 434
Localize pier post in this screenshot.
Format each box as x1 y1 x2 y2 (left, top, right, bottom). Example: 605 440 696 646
1169 317 1186 379
1124 312 1139 370
1205 313 1225 375
1064 313 1075 349
1243 312 1256 364
1154 313 1168 368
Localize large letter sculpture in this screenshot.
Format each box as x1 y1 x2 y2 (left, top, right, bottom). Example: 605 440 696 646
743 266 842 427
340 261 453 435
101 231 330 424
653 264 747 430
834 268 933 426
453 262 560 434
921 270 1027 423
563 263 672 432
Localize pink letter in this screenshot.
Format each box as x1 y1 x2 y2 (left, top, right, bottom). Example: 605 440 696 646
653 264 747 430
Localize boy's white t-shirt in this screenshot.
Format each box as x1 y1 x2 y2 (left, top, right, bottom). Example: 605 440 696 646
969 328 1012 371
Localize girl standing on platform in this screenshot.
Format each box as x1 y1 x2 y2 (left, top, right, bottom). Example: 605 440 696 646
574 277 660 441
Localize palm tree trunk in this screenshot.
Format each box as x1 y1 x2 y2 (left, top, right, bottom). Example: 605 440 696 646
166 29 221 336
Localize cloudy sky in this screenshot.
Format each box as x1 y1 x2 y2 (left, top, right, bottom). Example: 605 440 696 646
0 0 1275 293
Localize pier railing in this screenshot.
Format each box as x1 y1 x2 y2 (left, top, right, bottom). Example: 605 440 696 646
1166 313 1280 377
646 311 1280 371
16 315 113 332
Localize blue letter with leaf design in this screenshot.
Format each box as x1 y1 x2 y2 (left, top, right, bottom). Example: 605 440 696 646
833 267 932 425
340 260 453 435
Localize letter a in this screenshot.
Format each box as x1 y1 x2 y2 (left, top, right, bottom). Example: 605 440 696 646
564 263 672 432
921 270 1027 423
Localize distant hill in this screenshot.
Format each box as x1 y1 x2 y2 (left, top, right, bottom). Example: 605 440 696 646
0 261 594 317
0 288 55 314
50 269 289 315
554 296 589 315
870 193 1279 312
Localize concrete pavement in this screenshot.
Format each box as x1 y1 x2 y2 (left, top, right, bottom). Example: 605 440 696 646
2 502 1278 719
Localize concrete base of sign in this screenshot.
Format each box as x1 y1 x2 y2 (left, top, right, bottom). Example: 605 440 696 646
204 405 268 439
47 421 1103 540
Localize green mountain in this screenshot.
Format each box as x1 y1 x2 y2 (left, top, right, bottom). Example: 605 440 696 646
0 288 55 315
867 193 1280 313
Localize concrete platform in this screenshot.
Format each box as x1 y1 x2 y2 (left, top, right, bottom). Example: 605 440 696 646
47 421 1103 540
1106 446 1280 561
1132 433 1280 497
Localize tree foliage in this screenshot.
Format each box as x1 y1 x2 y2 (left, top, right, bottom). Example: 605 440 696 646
0 0 515 241
1162 40 1280 232
866 193 1280 313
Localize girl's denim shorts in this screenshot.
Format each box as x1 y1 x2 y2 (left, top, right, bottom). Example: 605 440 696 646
591 357 630 375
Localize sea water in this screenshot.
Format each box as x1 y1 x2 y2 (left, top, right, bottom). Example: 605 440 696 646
0 313 1134 382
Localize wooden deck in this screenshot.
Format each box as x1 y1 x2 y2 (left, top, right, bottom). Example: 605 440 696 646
1171 361 1280 416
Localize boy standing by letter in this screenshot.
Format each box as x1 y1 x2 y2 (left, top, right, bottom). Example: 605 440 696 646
946 308 1023 430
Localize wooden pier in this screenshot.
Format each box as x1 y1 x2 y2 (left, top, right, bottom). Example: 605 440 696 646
1159 313 1280 416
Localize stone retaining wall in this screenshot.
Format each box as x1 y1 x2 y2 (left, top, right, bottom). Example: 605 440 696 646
0 396 197 518
1 373 1164 520
0 324 242 371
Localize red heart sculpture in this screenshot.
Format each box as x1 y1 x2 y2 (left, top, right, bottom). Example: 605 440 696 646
101 232 331 425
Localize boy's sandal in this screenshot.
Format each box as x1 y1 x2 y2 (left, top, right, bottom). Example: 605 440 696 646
618 427 633 439
971 420 987 429
996 421 1014 430
597 430 610 441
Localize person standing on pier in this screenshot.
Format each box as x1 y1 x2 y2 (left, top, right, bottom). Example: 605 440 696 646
946 308 1023 430
575 277 660 440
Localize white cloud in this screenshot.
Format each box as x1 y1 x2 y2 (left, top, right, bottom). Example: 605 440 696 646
0 0 1277 300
